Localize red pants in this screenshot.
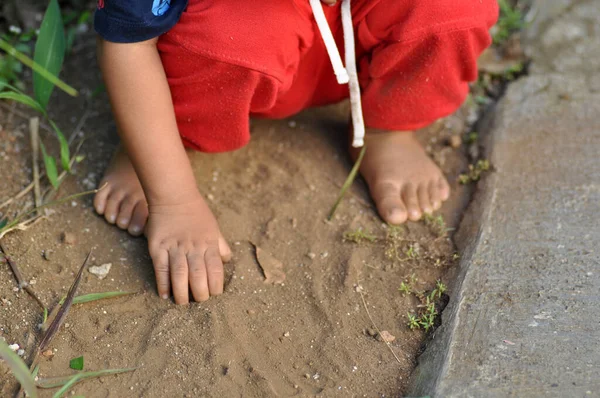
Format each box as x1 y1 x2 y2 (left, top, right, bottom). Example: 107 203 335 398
157 0 498 152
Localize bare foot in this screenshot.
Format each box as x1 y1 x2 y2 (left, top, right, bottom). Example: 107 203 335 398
353 129 450 224
94 146 148 236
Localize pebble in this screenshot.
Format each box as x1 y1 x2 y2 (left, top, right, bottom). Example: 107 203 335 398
247 309 256 315
89 263 112 279
288 120 297 128
61 231 76 245
42 249 53 261
8 344 19 352
366 328 377 337
42 349 54 358
306 252 316 260
283 331 290 337
448 135 462 149
17 349 25 356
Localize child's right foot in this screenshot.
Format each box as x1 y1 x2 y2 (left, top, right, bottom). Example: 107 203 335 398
94 146 148 236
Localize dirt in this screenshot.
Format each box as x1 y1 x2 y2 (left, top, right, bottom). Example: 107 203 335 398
0 33 478 397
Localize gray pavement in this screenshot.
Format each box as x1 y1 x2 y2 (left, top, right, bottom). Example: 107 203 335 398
408 0 600 396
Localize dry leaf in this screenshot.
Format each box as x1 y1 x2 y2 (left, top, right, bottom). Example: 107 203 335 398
377 331 396 343
253 244 285 284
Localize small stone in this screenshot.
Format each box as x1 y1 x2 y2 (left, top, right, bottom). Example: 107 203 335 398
291 218 297 229
304 373 311 379
377 330 396 343
8 344 19 352
448 135 462 149
288 120 297 128
17 349 25 356
42 349 54 358
247 309 256 315
312 373 320 380
42 249 53 261
61 232 76 245
307 252 316 260
320 252 329 259
366 328 377 337
89 263 112 279
283 331 290 337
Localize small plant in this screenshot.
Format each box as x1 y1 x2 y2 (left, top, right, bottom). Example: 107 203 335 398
407 313 420 330
458 159 490 184
493 0 524 45
465 131 479 145
422 213 449 237
398 281 412 295
404 243 420 259
0 0 78 189
404 280 447 332
343 228 376 244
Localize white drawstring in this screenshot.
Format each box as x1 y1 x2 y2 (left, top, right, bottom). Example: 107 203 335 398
309 0 365 148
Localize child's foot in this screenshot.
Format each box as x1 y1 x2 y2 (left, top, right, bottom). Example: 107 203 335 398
94 146 148 236
353 129 450 224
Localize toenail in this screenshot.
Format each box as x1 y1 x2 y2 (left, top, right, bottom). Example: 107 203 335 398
108 214 116 223
119 218 129 225
161 294 169 299
131 225 141 234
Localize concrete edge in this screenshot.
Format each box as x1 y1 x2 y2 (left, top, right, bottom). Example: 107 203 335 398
405 102 503 397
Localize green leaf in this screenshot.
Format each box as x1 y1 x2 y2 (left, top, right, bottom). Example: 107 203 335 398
0 339 39 398
0 91 45 114
72 291 135 305
33 0 66 109
49 120 70 171
37 367 137 389
52 373 83 398
40 141 59 189
69 356 84 371
0 38 77 97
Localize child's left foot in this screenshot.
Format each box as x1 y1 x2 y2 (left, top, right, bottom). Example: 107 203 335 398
353 129 450 224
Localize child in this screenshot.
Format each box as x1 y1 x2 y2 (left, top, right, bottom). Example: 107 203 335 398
93 0 498 304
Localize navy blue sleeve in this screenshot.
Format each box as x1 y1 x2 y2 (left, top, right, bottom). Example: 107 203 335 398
94 0 188 43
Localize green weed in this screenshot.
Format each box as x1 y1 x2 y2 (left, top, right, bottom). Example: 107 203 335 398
458 159 490 184
422 213 449 237
493 0 524 45
403 280 447 332
343 228 376 244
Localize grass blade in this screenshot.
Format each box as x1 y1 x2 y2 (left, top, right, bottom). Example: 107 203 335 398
71 291 135 305
0 339 38 398
52 373 83 398
36 367 137 389
38 251 91 352
39 142 59 189
328 145 366 220
49 120 71 172
34 0 66 109
0 38 77 98
0 91 46 114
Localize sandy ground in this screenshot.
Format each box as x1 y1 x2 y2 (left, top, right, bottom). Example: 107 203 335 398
0 37 477 397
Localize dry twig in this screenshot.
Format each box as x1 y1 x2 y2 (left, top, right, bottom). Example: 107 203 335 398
0 240 46 311
359 290 402 364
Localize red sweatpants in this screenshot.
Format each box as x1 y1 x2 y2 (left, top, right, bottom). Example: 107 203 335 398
157 0 498 153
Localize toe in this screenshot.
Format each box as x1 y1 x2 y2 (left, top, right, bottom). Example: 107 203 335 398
104 192 124 225
418 184 433 215
128 202 148 236
169 248 189 305
116 196 137 229
402 184 422 221
438 177 451 201
188 249 209 302
93 181 111 215
372 181 408 225
429 180 442 210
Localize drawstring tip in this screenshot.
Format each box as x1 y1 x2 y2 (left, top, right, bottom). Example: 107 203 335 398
351 139 364 148
335 70 350 85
